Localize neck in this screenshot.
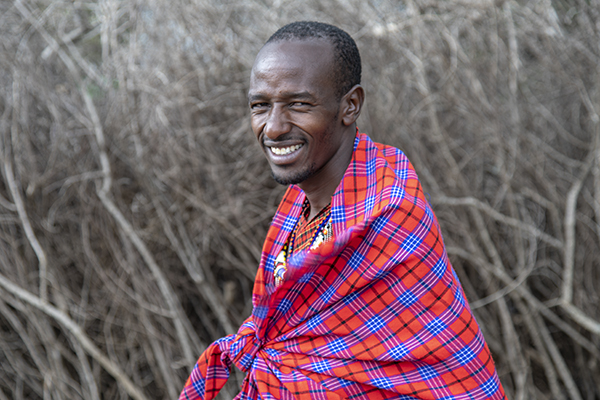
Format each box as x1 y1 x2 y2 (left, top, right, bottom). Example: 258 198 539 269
302 182 337 221
298 128 355 220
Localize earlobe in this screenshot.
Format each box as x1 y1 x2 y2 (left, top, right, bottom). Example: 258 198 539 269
341 85 365 126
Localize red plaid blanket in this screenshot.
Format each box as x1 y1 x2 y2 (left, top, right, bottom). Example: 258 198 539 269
180 132 506 399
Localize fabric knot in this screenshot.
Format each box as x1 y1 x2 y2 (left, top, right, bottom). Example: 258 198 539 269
216 319 261 373
229 332 261 372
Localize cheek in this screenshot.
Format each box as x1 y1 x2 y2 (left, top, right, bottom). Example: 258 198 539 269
299 117 330 139
250 117 263 140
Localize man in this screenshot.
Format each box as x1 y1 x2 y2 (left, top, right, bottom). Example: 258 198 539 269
180 21 506 399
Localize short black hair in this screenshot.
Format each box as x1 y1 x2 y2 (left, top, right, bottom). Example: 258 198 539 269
266 21 361 99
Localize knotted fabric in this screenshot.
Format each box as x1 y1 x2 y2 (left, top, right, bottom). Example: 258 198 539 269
179 132 506 399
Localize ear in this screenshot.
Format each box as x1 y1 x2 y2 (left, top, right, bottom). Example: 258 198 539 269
340 85 365 126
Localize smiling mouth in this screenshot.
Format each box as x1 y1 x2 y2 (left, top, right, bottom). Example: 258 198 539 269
269 144 303 156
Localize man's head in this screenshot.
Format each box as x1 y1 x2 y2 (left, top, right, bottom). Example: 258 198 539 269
248 22 364 194
266 21 361 100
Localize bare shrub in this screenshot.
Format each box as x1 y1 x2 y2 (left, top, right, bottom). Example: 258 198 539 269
0 0 598 399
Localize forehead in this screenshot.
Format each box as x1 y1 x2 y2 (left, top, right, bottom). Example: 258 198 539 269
249 39 336 97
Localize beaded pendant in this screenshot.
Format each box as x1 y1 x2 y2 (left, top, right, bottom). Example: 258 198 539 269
274 249 287 287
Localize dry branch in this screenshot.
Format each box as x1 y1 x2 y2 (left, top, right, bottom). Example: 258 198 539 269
4 77 48 302
562 153 594 304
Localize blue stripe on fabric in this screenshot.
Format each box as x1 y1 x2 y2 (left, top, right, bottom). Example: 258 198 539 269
192 375 205 397
264 347 279 358
389 343 409 360
365 194 376 215
328 338 348 353
311 360 331 373
296 271 313 283
265 254 276 273
348 251 365 271
431 257 446 278
343 291 360 306
454 287 466 307
374 267 389 279
425 318 447 337
418 364 439 380
337 378 353 388
322 285 336 303
306 314 323 331
425 205 434 220
454 346 477 365
239 353 253 369
281 215 297 232
277 298 292 314
365 315 385 333
401 233 422 253
390 184 405 200
331 205 344 223
370 377 394 389
365 153 376 176
398 289 419 307
482 376 500 396
371 215 389 234
254 305 268 319
396 167 408 180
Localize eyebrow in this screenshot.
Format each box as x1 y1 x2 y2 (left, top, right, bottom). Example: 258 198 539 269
248 91 316 103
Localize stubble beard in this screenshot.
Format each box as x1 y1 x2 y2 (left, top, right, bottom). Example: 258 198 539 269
271 163 317 186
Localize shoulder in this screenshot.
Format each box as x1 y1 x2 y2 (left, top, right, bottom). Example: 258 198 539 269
353 134 443 248
360 134 417 183
354 132 422 203
332 132 429 231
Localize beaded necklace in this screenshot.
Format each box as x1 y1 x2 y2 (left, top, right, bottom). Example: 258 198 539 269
274 201 332 287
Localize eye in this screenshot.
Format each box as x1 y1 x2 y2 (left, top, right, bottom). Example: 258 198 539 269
250 102 269 111
289 102 311 109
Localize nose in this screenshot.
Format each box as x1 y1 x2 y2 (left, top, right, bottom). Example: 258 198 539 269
263 105 291 141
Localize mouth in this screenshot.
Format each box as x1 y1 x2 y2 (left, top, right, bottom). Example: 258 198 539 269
269 144 303 156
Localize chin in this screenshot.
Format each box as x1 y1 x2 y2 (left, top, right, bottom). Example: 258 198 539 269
271 166 315 186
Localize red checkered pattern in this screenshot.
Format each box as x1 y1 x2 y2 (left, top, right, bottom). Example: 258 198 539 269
179 131 506 400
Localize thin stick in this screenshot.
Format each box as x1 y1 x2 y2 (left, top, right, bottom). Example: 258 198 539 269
4 77 48 301
561 153 594 303
535 312 583 400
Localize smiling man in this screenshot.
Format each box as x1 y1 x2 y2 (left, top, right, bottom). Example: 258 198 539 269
179 21 506 400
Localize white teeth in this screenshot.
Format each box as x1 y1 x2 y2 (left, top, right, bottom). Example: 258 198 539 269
270 144 302 155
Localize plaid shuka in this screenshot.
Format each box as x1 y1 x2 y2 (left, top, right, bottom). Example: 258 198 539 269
180 132 506 400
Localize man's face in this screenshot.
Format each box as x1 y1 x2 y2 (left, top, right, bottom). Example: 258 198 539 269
248 39 351 187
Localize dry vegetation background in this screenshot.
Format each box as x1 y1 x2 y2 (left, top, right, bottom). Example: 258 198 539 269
0 0 599 399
